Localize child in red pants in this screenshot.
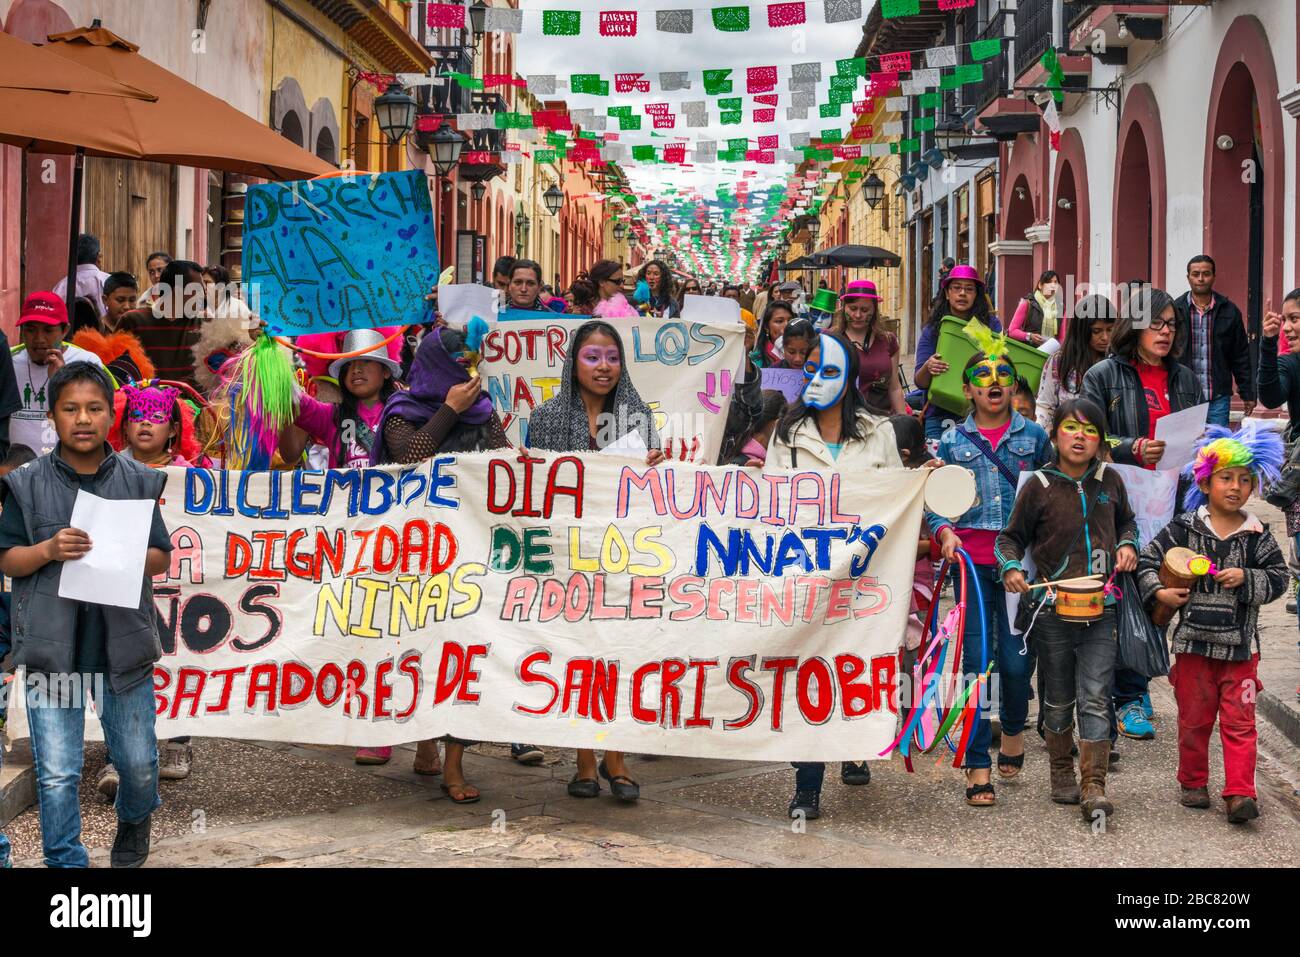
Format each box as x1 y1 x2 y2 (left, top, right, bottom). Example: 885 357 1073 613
1138 423 1288 823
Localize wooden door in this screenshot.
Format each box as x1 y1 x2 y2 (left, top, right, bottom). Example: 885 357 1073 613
84 158 176 279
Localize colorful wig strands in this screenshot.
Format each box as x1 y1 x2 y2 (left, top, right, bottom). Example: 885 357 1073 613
223 333 298 469
1183 421 1285 510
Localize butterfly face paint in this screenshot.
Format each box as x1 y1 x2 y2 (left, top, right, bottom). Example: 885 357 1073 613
801 334 850 410
577 346 621 368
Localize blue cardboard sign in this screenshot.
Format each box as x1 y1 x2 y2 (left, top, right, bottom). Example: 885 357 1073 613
761 366 807 403
242 169 439 335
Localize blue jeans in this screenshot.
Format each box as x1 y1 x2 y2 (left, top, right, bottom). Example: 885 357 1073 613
1207 394 1231 428
26 674 161 868
791 762 825 792
1036 609 1118 742
955 563 1031 769
0 748 9 867
1112 667 1148 710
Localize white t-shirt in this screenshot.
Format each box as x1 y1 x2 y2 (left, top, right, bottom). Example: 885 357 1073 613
10 344 109 456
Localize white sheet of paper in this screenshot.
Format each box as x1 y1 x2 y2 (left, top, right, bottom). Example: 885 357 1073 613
600 430 649 459
1007 472 1037 635
438 282 497 331
681 294 741 327
1154 402 1210 469
1037 337 1061 356
57 491 154 609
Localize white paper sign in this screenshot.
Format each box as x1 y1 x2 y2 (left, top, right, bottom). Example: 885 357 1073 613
1154 402 1210 470
1038 337 1062 356
57 491 153 608
599 430 650 459
438 282 497 331
681 294 741 327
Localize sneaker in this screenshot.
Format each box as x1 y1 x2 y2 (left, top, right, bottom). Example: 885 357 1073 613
1117 701 1155 740
354 746 392 765
1139 692 1154 720
110 814 152 868
511 743 545 765
96 763 120 802
788 789 821 820
158 740 192 781
840 761 872 786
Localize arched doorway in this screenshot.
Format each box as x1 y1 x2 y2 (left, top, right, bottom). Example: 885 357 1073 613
1203 15 1285 361
1051 128 1090 300
1113 84 1166 287
1002 175 1035 320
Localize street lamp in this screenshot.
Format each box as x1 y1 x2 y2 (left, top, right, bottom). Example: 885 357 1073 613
807 217 821 240
471 180 487 203
863 173 885 210
426 121 466 177
543 183 564 216
468 0 488 36
373 82 417 145
613 222 626 242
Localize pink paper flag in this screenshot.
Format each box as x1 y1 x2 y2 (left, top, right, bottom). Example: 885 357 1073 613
753 93 779 106
615 73 649 92
644 102 671 114
599 10 638 36
767 2 806 27
753 108 776 122
427 2 466 29
757 134 779 149
747 66 778 93
852 97 876 115
880 52 912 73
653 114 677 129
938 0 976 10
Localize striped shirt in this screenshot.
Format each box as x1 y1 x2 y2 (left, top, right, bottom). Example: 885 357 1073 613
118 308 201 389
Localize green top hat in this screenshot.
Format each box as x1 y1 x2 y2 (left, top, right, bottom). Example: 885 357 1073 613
809 288 839 314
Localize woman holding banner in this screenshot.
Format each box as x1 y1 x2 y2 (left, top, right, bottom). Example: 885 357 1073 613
766 330 902 820
528 319 665 802
366 326 517 803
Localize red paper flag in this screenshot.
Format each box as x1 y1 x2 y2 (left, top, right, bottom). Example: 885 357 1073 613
753 108 776 123
664 144 686 163
767 2 806 27
462 151 493 165
653 114 677 129
747 66 778 93
753 93 779 107
644 102 671 115
938 0 976 9
599 11 638 36
868 72 900 94
879 52 912 73
852 97 876 115
758 135 779 149
427 2 466 29
615 73 650 93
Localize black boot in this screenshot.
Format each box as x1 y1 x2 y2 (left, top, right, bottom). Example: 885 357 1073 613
111 814 152 868
840 761 872 786
788 789 821 820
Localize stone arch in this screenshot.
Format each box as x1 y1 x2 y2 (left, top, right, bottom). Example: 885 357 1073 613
272 77 309 150
310 98 340 165
1052 127 1090 295
1112 83 1166 287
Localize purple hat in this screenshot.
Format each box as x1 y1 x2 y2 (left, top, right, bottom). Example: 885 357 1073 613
940 263 983 290
841 279 882 301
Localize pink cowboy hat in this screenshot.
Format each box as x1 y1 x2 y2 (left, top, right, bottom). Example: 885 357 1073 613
940 263 984 290
841 279 882 301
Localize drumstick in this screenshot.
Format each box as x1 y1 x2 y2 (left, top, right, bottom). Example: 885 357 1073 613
1027 574 1104 591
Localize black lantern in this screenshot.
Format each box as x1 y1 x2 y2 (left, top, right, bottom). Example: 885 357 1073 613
543 183 564 215
373 82 417 145
469 0 488 36
807 217 821 239
863 172 885 210
515 210 528 229
471 180 487 202
613 222 626 242
427 121 466 177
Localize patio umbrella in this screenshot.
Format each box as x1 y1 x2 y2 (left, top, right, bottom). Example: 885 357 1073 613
777 256 827 272
809 244 902 269
0 25 336 310
0 29 154 98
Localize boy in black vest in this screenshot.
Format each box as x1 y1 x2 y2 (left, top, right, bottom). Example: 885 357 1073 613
0 363 171 867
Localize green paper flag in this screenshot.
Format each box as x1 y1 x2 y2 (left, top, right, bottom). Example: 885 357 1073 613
1040 48 1065 105
571 74 608 95
955 63 984 85
703 69 734 95
828 88 852 105
830 74 857 91
720 110 742 125
717 96 741 111
835 57 867 78
608 105 632 118
971 38 1001 62
889 142 900 155
720 148 746 162
727 137 749 151
912 114 936 132
820 129 843 143
712 6 750 32
619 115 642 130
880 0 920 18
812 149 833 162
633 145 657 161
495 112 533 129
919 91 941 109
447 72 483 90
542 10 581 35
899 137 920 152
578 131 600 141
546 132 568 147
820 101 843 118
939 72 961 91
535 149 557 162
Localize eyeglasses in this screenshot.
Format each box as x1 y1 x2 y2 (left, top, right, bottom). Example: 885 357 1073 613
605 275 624 285
1147 317 1179 331
965 361 1016 388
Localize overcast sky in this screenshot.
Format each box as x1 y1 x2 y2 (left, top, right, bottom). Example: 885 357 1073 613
515 1 873 206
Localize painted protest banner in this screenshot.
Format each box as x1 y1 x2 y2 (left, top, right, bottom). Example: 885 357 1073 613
479 314 746 463
241 169 439 336
141 457 926 761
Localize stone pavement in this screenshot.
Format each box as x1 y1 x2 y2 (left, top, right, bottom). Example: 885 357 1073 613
6 667 1298 867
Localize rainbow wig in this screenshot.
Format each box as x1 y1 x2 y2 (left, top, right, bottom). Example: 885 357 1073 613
1183 421 1285 510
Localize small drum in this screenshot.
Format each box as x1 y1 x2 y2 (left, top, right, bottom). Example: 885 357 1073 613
1154 547 1200 627
1055 582 1105 622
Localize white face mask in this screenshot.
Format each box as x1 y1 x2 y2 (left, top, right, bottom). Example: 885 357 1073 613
801 335 850 410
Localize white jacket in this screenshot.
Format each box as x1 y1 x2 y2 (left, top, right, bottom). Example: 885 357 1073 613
765 408 902 471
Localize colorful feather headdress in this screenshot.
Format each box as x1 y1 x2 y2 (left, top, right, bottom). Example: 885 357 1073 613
1183 421 1285 510
960 317 1011 364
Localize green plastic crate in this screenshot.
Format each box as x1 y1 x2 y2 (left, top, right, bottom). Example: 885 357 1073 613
927 316 1050 416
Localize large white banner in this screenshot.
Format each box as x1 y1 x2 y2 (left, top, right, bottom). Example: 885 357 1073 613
134 457 926 760
478 315 745 464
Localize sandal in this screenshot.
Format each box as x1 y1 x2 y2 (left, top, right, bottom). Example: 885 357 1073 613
598 760 641 803
567 775 600 799
439 781 481 805
965 771 996 807
996 751 1025 779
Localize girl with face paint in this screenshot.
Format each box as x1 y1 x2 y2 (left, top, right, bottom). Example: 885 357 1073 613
925 341 1053 808
765 331 902 821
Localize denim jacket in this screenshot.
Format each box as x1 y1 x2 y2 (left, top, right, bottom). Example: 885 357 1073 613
926 411 1052 537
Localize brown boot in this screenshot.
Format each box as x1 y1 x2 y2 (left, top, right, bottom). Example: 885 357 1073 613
413 739 442 776
1044 729 1080 805
1078 739 1114 822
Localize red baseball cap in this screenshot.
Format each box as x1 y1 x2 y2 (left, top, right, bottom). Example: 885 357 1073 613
18 291 69 326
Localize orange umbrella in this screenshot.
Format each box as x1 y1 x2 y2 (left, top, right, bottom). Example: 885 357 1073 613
39 26 335 180
0 29 154 98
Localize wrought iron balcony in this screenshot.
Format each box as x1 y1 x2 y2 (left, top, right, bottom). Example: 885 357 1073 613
1014 0 1058 79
